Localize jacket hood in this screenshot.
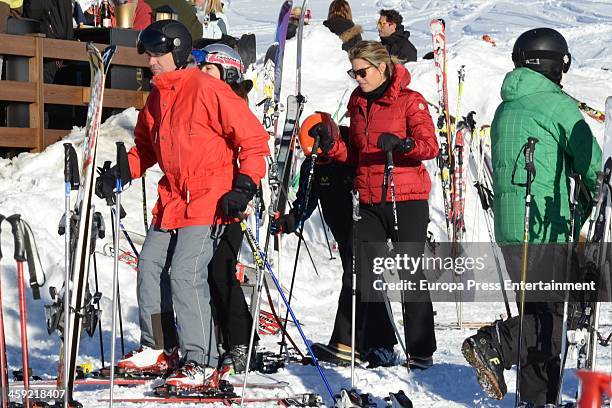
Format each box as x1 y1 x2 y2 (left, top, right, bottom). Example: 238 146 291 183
339 24 363 43
500 67 562 102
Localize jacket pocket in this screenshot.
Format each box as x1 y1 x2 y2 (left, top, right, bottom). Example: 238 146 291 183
184 172 230 219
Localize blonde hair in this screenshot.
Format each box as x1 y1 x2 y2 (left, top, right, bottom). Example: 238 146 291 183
328 0 352 20
207 0 223 13
348 40 400 80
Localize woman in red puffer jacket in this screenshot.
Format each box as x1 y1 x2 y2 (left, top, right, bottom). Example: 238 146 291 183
311 40 438 369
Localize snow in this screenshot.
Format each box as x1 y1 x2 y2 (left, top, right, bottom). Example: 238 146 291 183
1 0 611 406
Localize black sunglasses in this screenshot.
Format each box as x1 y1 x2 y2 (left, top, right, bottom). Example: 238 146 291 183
347 65 375 79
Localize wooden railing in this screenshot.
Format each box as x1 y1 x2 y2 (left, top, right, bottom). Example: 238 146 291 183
0 33 149 152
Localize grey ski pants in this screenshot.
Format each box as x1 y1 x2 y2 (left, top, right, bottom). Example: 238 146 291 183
137 224 224 366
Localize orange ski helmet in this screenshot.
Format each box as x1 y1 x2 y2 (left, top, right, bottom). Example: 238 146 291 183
298 111 339 156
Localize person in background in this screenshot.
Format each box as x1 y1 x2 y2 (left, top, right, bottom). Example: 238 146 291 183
377 9 416 63
0 0 22 75
23 0 74 82
323 0 362 52
192 43 257 376
133 0 153 30
144 0 203 39
195 0 228 39
286 5 309 40
271 124 357 366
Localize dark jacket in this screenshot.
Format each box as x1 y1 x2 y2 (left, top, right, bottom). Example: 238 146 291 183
323 17 363 51
23 0 73 39
380 24 417 62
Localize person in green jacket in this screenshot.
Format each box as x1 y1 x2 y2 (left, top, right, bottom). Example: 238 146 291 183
461 28 602 406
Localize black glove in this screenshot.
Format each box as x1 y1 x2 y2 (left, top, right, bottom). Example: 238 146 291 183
95 164 119 200
270 211 297 235
221 174 258 218
309 122 335 154
95 161 132 201
377 133 415 154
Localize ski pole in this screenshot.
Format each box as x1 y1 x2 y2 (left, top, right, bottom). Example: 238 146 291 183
141 173 148 234
511 137 539 407
109 141 127 407
557 173 581 405
279 133 320 358
240 227 266 407
382 153 410 364
6 215 30 408
109 209 126 358
92 254 105 368
350 191 361 390
62 142 79 408
0 215 8 408
239 220 336 404
112 208 140 258
317 203 335 260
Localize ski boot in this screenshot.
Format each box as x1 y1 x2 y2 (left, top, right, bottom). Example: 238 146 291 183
405 356 433 370
462 327 507 400
155 361 233 397
385 390 413 408
311 343 360 366
362 347 396 368
113 345 179 378
334 389 376 408
218 344 254 377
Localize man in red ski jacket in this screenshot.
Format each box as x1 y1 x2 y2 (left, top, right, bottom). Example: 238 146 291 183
96 20 269 391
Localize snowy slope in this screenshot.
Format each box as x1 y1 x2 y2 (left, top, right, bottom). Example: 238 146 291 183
0 0 611 407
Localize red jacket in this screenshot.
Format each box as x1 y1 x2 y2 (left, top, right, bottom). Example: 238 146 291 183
328 64 438 204
133 0 153 30
128 67 270 229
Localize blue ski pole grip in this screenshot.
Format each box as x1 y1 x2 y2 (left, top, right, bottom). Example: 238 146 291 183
6 214 26 262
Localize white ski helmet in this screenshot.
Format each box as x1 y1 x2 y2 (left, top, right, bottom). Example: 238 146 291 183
194 43 244 84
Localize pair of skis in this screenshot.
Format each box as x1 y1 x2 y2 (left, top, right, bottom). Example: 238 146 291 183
43 43 117 408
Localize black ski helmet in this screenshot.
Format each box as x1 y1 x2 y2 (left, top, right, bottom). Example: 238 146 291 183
512 28 571 83
137 20 192 69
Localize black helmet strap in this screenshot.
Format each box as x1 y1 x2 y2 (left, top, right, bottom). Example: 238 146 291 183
512 49 571 73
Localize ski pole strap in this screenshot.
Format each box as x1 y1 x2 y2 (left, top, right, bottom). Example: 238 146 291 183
63 143 80 190
474 182 493 211
6 214 42 299
524 137 538 178
511 137 539 187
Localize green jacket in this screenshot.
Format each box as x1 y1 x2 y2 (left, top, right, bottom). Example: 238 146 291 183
144 0 202 40
491 68 601 244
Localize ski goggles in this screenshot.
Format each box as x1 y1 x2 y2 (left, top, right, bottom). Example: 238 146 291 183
137 30 178 56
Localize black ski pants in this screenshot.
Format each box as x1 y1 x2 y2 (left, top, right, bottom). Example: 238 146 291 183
354 200 437 357
208 222 257 350
493 244 566 405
